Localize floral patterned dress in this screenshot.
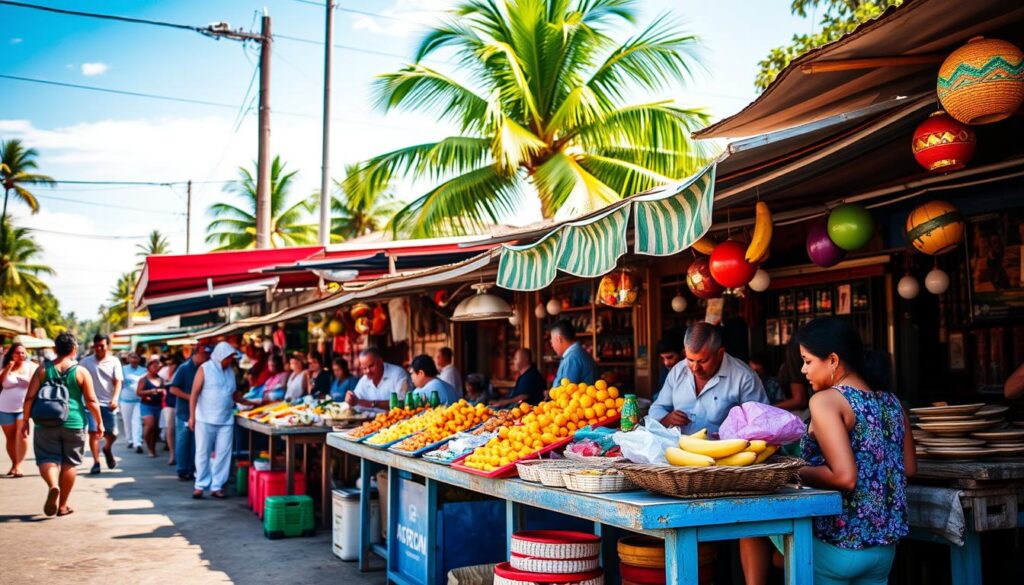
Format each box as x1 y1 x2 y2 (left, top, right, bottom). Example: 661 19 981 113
800 385 909 549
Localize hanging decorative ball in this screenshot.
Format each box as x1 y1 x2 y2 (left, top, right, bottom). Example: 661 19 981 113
327 319 343 335
911 111 976 172
827 204 875 251
354 316 371 335
433 289 449 307
508 310 521 327
807 217 847 267
670 294 688 313
906 200 965 255
925 268 951 295
546 298 563 316
709 240 758 288
370 305 388 335
534 302 547 319
937 36 1024 125
897 274 921 300
597 269 642 308
748 269 771 292
686 257 725 299
350 302 372 319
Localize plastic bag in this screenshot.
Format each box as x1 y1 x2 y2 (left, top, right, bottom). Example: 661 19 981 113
612 417 681 464
718 402 806 445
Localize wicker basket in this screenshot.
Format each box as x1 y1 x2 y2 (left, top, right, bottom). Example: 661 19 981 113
563 452 627 466
516 459 574 483
509 553 600 574
612 456 805 498
510 531 601 560
562 469 636 494
938 36 1024 125
538 462 583 487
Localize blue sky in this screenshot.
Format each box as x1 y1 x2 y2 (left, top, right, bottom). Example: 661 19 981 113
0 0 815 318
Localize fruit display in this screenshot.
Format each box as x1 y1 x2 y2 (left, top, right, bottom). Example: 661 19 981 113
365 406 443 446
745 201 773 263
664 429 778 467
392 401 493 452
471 407 526 435
345 406 428 439
460 379 624 473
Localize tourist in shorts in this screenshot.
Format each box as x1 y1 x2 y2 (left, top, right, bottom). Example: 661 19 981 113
79 334 124 474
0 343 38 477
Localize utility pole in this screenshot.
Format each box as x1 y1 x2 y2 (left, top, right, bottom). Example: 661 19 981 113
186 179 193 254
319 1 334 246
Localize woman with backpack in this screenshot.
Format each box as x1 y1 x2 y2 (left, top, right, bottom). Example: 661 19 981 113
21 332 103 517
0 343 38 477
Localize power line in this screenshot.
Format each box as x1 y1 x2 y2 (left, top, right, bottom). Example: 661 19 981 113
0 74 241 109
290 0 441 26
275 32 424 61
40 178 236 186
0 1 209 33
33 193 186 215
24 227 182 240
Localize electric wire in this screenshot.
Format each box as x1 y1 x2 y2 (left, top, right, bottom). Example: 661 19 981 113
0 1 209 33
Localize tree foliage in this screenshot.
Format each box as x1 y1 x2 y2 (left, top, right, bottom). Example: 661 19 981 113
136 229 171 267
326 164 403 241
1 138 54 220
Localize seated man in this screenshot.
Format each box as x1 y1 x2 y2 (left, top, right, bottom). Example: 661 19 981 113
649 322 767 434
345 348 411 413
491 348 545 407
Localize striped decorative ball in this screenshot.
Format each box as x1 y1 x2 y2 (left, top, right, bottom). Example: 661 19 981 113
937 36 1024 125
912 111 976 172
905 200 964 255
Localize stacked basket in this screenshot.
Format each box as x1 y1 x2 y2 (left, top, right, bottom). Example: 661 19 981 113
494 530 604 585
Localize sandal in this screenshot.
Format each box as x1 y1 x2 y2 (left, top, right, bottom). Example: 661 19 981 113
44 486 60 517
11 471 24 478
210 490 227 499
192 489 204 499
57 507 75 517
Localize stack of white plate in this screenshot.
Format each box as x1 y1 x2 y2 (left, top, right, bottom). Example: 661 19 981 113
910 404 1021 460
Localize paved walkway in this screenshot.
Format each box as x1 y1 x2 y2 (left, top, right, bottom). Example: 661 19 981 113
0 432 386 585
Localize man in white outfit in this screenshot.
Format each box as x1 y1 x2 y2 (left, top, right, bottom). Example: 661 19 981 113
188 342 242 499
119 352 147 453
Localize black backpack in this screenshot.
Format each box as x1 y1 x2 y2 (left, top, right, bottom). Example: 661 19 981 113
30 362 79 428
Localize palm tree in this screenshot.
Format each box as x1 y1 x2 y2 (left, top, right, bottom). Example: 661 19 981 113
206 156 317 250
105 271 136 330
326 164 404 241
136 230 171 266
0 218 54 310
348 0 711 238
1 139 54 225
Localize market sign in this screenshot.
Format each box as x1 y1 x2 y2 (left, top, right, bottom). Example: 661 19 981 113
497 163 717 291
393 478 429 583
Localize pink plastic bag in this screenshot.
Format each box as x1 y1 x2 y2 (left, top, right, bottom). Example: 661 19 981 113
718 402 806 445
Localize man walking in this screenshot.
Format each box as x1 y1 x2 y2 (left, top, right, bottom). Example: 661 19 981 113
80 334 124 474
189 342 243 499
120 352 146 453
169 343 210 481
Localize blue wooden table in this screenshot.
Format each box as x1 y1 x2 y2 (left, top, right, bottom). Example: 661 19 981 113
328 433 841 585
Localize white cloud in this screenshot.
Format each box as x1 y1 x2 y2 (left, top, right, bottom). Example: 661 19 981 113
81 62 110 76
350 0 451 38
9 38 22 44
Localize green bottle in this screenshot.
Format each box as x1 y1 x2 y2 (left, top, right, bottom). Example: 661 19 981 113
404 390 416 409
429 390 441 408
620 394 639 431
389 392 400 411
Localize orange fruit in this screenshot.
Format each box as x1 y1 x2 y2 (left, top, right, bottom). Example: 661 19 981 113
595 389 608 402
608 387 620 399
594 380 608 391
587 418 598 426
585 387 597 398
560 378 571 386
606 407 617 417
580 395 594 408
584 407 595 420
615 397 625 408
520 403 532 414
594 403 607 417
605 398 616 409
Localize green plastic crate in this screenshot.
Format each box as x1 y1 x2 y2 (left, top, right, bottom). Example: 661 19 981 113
263 495 315 539
236 463 249 496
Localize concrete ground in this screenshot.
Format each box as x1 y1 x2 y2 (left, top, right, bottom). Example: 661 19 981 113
0 430 387 585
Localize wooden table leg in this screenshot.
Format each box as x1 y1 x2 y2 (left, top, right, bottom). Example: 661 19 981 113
664 528 700 585
285 436 294 495
783 518 814 585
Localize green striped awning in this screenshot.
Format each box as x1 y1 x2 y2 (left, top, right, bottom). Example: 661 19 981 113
557 203 630 277
496 231 563 291
634 163 716 256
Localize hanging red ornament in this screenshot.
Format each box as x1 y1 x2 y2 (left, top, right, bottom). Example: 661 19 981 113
686 257 725 299
709 240 758 288
911 111 976 172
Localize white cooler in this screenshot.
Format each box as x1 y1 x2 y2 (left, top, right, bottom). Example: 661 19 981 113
332 488 381 561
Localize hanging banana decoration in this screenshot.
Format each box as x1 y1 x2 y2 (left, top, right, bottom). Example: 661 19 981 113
745 201 773 264
691 234 718 255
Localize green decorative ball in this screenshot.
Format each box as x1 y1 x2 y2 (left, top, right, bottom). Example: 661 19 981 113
827 204 874 251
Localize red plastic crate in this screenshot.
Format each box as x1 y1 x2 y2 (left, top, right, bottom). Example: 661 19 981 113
256 471 307 519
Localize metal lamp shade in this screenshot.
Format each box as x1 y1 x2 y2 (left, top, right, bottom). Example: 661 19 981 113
450 284 514 321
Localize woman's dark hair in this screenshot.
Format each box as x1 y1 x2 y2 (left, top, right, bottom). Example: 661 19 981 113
410 354 439 377
308 351 323 367
55 332 77 358
3 342 24 367
270 355 285 372
796 316 891 391
332 356 350 376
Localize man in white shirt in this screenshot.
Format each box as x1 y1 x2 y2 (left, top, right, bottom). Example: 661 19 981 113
79 334 124 474
435 346 463 399
649 322 767 434
345 347 411 413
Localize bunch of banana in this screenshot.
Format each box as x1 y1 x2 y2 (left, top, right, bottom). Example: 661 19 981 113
664 428 779 467
745 201 773 264
691 234 718 255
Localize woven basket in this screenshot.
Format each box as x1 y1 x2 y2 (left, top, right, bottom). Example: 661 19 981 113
938 36 1024 125
612 456 805 499
510 531 601 560
509 553 600 574
516 459 574 483
562 469 636 494
563 452 627 466
538 462 583 487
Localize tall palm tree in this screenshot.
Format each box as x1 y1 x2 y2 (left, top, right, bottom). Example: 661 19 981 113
326 164 403 241
206 156 317 250
136 230 171 267
349 0 711 238
1 139 54 225
0 218 54 309
105 271 136 330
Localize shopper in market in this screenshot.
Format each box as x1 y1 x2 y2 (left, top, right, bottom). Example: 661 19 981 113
740 316 915 585
249 354 288 403
408 354 458 405
0 342 37 477
654 329 685 400
21 331 102 517
491 348 545 407
345 347 410 412
285 352 308 401
79 334 124 475
329 356 357 402
549 319 600 387
169 342 211 481
435 346 463 399
463 373 493 406
119 352 146 454
160 354 180 466
137 357 166 458
306 351 333 399
649 322 767 433
188 341 243 499
772 339 810 418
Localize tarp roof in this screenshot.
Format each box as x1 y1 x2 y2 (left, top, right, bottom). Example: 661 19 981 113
696 0 1024 139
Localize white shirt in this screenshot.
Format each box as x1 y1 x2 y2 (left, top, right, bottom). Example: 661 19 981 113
649 353 768 434
79 354 124 406
285 371 307 401
438 364 463 399
196 360 237 425
0 362 37 413
353 362 411 413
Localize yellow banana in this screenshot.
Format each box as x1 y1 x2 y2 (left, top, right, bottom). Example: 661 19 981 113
715 451 757 467
744 440 768 454
665 447 715 467
689 428 708 440
678 436 749 459
745 201 773 263
754 445 779 464
691 234 718 255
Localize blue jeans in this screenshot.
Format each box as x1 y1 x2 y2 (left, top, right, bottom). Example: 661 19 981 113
175 418 195 476
771 536 896 585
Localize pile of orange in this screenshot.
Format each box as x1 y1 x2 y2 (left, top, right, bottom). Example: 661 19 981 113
394 401 492 451
462 379 624 472
471 407 525 435
347 406 427 438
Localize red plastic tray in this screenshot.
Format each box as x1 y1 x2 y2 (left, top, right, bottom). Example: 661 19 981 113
494 561 603 583
450 415 620 479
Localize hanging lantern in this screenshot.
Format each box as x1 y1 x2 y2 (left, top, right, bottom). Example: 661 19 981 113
670 294 688 313
546 298 563 316
912 111 976 172
508 309 521 327
354 317 371 335
925 268 950 295
327 319 343 335
534 302 547 319
906 200 965 255
709 240 758 288
597 268 642 308
351 303 372 319
450 284 513 321
807 217 847 268
686 257 725 299
748 269 771 292
370 305 388 335
827 204 875 251
938 36 1024 125
897 274 921 300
